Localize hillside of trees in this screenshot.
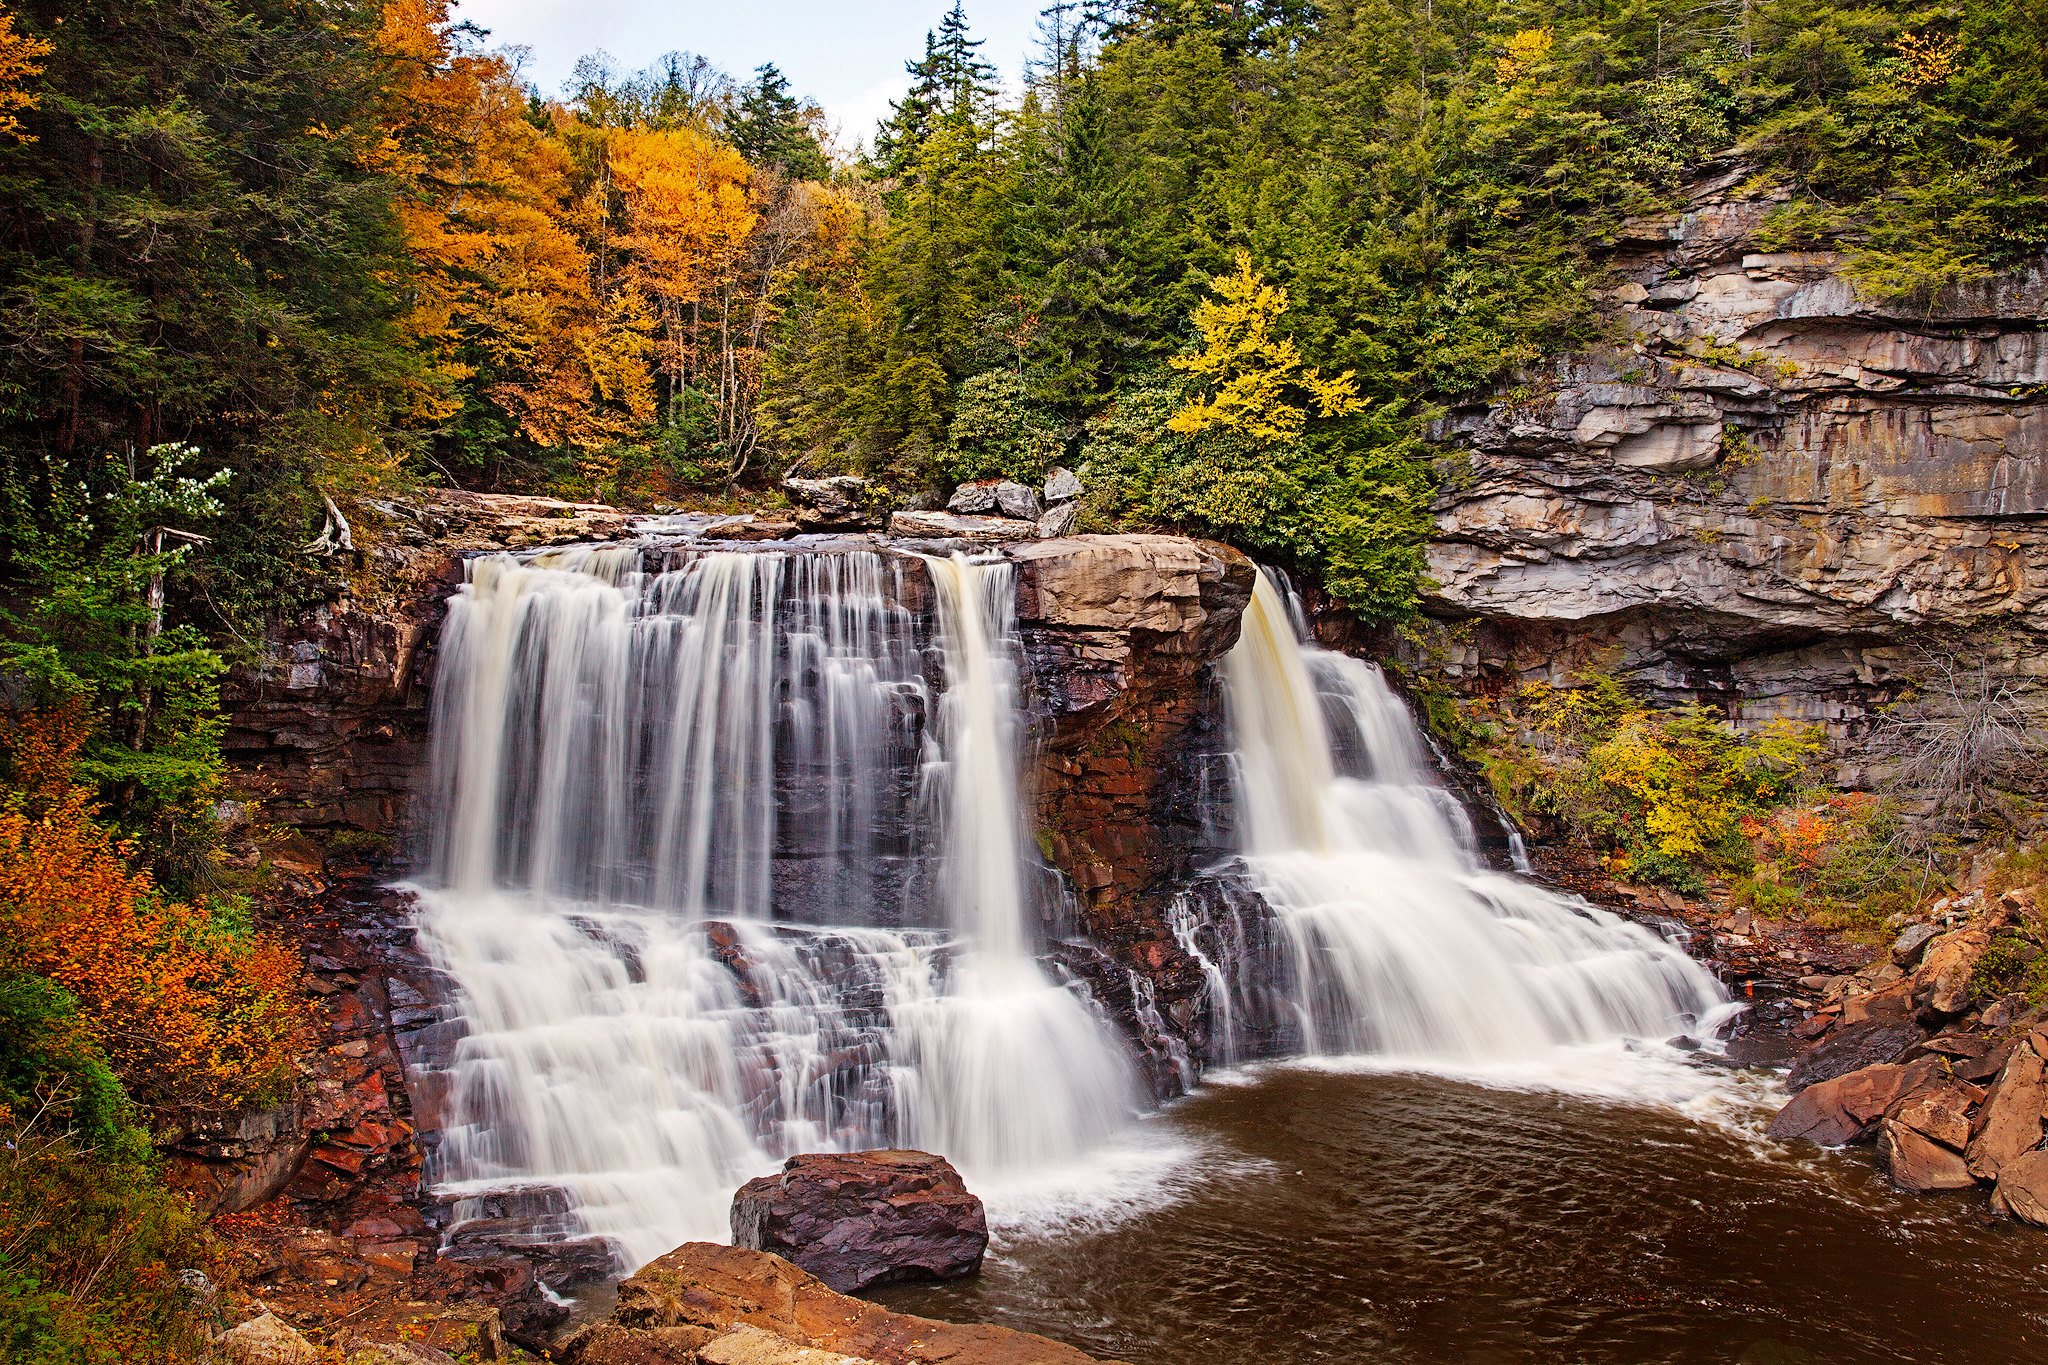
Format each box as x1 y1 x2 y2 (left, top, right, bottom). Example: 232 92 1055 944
0 0 2041 1356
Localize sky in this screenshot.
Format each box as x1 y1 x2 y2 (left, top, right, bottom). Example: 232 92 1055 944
453 0 1050 153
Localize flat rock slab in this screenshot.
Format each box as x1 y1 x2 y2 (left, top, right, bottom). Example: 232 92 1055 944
732 1150 988 1293
888 510 1039 541
562 1241 1105 1365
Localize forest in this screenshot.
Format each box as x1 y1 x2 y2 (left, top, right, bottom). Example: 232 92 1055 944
0 0 2042 1357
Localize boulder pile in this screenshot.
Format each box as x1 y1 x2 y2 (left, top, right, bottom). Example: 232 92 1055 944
890 468 1085 541
1766 884 2048 1219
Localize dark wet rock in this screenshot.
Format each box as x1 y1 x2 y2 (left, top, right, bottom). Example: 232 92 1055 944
1766 1063 1905 1145
1967 1040 2045 1181
1787 1019 1921 1092
730 1150 987 1293
574 1241 1102 1365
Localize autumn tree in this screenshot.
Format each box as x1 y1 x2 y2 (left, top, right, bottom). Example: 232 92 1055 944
375 0 654 494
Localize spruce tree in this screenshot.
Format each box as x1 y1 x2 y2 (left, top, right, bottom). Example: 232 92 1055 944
731 63 829 180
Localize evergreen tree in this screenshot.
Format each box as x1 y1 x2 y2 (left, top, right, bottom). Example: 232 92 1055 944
731 63 830 180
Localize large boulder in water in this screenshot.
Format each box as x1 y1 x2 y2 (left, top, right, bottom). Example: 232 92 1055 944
557 1241 1102 1365
730 1150 988 1293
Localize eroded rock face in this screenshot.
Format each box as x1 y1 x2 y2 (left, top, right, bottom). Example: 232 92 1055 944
730 1151 988 1293
561 1242 1103 1365
1418 164 2047 764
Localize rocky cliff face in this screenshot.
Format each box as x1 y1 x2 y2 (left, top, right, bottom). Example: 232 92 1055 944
1425 164 2047 759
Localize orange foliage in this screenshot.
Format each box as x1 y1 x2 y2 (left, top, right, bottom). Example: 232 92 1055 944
0 709 304 1113
0 2 51 142
374 0 654 450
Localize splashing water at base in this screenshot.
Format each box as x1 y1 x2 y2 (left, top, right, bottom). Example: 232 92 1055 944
1204 569 1731 1066
406 545 1133 1269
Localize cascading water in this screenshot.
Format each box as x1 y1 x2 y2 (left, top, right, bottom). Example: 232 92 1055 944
406 544 1132 1271
1193 569 1728 1064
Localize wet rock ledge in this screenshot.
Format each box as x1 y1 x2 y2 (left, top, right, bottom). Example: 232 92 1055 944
559 1242 1103 1365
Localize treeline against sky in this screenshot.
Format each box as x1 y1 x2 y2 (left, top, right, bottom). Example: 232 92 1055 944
0 0 2042 623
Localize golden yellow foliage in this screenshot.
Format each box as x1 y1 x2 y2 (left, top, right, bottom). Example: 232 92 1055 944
0 2 51 142
1168 252 1361 445
1495 27 1555 84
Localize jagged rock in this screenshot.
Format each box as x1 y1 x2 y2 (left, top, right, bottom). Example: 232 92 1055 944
1888 1083 1975 1152
995 480 1042 520
1043 467 1083 503
223 1313 319 1365
1037 501 1080 539
947 480 1001 514
887 510 1039 542
730 1150 987 1293
784 476 886 530
701 1325 876 1365
1787 1019 1920 1091
559 1323 717 1364
1992 1149 2048 1224
341 1343 459 1365
1967 1041 2045 1180
1878 1118 1976 1191
1766 1063 1904 1145
594 1242 1102 1365
1890 923 1942 968
1915 927 1992 1018
1008 535 1252 636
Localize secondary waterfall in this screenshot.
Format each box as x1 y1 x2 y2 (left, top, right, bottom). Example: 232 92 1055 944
1196 569 1728 1063
406 545 1133 1269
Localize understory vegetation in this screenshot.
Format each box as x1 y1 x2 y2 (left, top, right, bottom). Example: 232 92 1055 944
1434 656 2041 929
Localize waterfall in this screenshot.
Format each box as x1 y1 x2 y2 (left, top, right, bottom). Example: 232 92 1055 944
1205 569 1728 1063
405 546 1132 1271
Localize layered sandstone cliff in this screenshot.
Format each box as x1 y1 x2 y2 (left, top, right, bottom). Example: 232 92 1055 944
1423 164 2047 761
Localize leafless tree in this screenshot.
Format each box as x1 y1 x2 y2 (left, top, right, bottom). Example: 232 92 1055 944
1868 643 2044 837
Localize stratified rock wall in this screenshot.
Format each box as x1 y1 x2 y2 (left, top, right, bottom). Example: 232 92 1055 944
1425 163 2047 757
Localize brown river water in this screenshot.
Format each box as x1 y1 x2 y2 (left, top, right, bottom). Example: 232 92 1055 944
874 1060 2048 1365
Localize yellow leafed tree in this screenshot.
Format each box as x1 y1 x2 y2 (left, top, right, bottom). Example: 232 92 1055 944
1168 252 1361 445
0 2 50 142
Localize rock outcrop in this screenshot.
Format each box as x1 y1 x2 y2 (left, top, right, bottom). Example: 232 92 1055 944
559 1243 1103 1365
1420 162 2047 768
730 1151 988 1294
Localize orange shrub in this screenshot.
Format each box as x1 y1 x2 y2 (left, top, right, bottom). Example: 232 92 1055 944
0 709 303 1114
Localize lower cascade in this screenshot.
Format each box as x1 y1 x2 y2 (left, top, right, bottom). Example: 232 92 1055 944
1188 569 1729 1064
405 545 1133 1269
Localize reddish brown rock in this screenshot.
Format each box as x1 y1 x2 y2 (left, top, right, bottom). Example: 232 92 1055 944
730 1150 987 1293
1877 1119 1976 1191
1992 1149 2048 1225
1767 1063 1905 1145
1914 926 1993 1018
1889 1084 1975 1152
1967 1040 2046 1180
561 1242 1102 1365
